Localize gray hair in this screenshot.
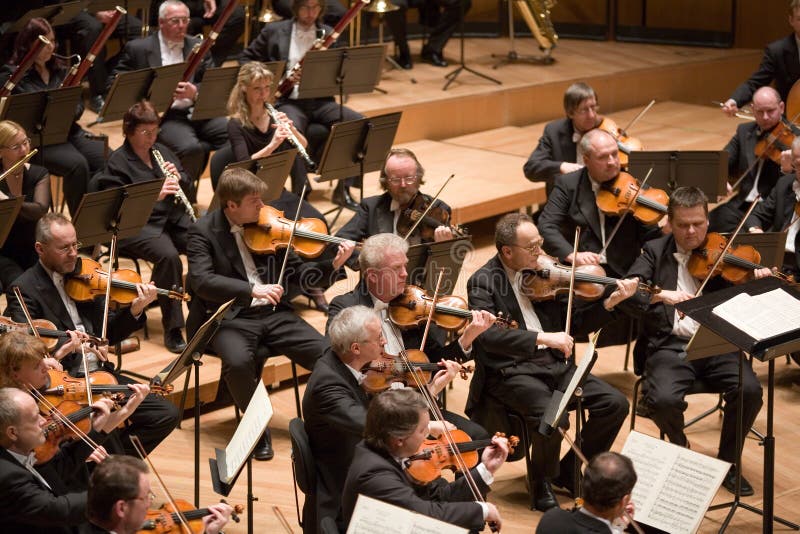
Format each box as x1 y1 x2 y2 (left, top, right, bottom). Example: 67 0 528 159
0 388 26 433
579 128 615 157
35 212 72 244
159 0 189 19
359 233 409 272
328 305 380 356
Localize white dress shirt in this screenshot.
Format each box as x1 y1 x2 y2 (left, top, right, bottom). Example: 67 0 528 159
671 249 701 339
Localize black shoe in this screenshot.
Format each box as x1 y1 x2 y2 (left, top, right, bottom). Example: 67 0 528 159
721 466 754 496
551 473 575 498
164 328 187 354
306 288 330 314
635 395 653 419
253 430 274 461
421 46 448 67
532 479 558 512
394 43 412 69
88 95 105 114
332 181 359 210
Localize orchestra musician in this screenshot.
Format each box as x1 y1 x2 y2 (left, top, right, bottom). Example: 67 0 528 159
466 212 635 511
95 100 192 354
84 455 232 534
273 0 347 27
722 0 800 117
711 86 800 233
341 388 508 531
536 452 637 533
186 167 354 461
523 82 598 196
617 186 766 496
109 0 228 189
4 213 181 456
241 0 365 206
0 120 50 290
304 305 469 533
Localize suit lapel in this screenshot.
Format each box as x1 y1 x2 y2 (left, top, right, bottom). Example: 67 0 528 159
279 22 292 63
33 264 75 330
146 34 162 67
576 171 603 241
331 353 369 405
376 194 395 234
658 237 680 325
488 256 528 330
212 211 249 281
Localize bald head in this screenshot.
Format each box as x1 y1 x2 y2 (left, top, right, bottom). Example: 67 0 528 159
752 86 784 131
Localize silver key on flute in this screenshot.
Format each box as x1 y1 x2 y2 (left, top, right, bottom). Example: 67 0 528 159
265 103 317 171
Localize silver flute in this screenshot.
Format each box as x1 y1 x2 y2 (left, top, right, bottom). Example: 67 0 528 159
265 103 316 170
151 148 197 222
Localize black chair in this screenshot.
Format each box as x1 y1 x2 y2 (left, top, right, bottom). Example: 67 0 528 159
289 417 318 531
630 375 723 435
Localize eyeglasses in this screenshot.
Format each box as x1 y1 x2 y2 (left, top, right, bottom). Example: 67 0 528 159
385 174 419 186
165 16 190 25
4 137 31 151
508 240 544 255
135 127 159 137
52 241 82 255
132 491 156 504
574 104 598 116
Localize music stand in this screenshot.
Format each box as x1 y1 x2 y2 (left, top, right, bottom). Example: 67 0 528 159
9 1 89 33
628 150 729 197
207 149 298 211
315 112 402 225
97 63 185 123
677 277 800 532
405 236 472 294
190 66 239 121
443 0 501 91
0 197 23 248
724 231 786 271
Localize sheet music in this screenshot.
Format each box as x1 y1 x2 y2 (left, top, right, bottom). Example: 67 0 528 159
712 288 800 341
219 381 272 484
621 431 729 534
346 495 468 534
549 336 597 426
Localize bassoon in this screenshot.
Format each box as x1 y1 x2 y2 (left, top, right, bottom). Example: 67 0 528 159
0 36 50 98
61 6 126 88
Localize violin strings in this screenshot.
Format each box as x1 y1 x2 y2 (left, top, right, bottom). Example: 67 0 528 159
27 387 100 450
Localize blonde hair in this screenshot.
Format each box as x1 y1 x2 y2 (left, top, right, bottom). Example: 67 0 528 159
227 62 275 129
0 120 25 150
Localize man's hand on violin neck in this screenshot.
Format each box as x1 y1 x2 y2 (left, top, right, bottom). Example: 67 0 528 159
604 278 639 310
429 360 461 395
332 240 356 269
460 310 496 349
433 226 454 242
130 282 159 317
481 435 510 473
538 332 573 356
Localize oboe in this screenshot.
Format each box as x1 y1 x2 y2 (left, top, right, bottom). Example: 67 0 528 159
265 103 316 170
151 149 197 222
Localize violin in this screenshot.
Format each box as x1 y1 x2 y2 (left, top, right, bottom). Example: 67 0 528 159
65 258 189 305
596 117 643 166
596 172 668 225
0 316 99 351
361 350 473 395
41 370 173 407
242 204 357 258
388 285 518 333
521 254 660 302
396 193 466 240
754 118 796 165
405 429 519 485
687 232 790 284
138 499 243 533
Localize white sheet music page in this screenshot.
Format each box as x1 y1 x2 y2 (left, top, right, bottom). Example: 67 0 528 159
221 381 272 483
347 495 468 534
711 288 800 341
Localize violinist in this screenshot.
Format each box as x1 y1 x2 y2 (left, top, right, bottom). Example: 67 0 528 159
523 82 599 195
304 306 468 533
711 86 800 233
617 186 767 496
466 212 635 512
186 167 354 461
341 388 508 531
85 455 232 534
5 214 181 456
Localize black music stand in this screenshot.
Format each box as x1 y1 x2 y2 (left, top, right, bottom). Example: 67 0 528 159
208 149 298 211
677 277 800 532
190 66 239 121
628 150 729 197
10 1 89 33
406 236 472 294
315 112 402 225
0 197 23 248
96 63 185 123
443 0 501 91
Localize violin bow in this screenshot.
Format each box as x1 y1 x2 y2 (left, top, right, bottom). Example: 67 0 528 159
712 100 755 121
27 386 103 452
12 286 42 341
402 174 455 241
563 228 580 366
418 269 445 353
619 99 655 138
598 166 654 260
273 183 307 311
129 435 193 534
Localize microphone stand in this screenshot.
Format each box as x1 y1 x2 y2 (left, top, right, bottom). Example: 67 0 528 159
443 0 501 90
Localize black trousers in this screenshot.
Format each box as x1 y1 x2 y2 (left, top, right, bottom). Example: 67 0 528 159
158 112 228 191
43 128 106 215
384 0 472 54
645 348 763 463
486 363 629 480
115 374 182 455
185 0 246 66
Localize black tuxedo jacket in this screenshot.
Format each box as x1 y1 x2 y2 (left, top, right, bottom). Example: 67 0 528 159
745 173 800 267
536 507 616 533
241 19 333 65
538 167 660 277
723 121 794 203
341 441 488 532
523 117 577 195
730 34 800 106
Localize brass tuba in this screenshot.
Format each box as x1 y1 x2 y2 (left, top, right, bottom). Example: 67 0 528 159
515 0 558 53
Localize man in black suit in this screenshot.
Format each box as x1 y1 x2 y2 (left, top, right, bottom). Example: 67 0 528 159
711 86 800 233
466 212 635 511
110 0 228 187
187 167 354 460
241 0 364 203
4 213 181 456
619 186 766 496
722 0 800 116
537 452 637 533
341 388 508 531
523 82 600 196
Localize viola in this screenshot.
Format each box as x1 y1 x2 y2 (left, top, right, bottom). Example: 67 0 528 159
242 204 356 258
361 351 473 395
596 117 643 167
388 285 518 332
41 370 173 406
754 118 796 165
396 193 466 240
521 254 660 302
64 258 189 305
138 499 243 533
687 232 789 284
0 316 88 351
596 172 668 225
405 429 519 485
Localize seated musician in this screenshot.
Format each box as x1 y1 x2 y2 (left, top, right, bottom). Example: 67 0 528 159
466 212 634 511
711 86 800 233
536 452 637 533
617 186 766 496
96 100 192 354
241 0 364 206
523 82 600 196
2 18 105 216
0 120 50 289
274 0 347 27
341 388 508 531
305 305 469 532
85 455 232 534
186 167 354 461
109 0 228 187
5 213 181 456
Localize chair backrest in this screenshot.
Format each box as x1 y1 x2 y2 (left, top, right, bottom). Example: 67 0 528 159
289 417 316 495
